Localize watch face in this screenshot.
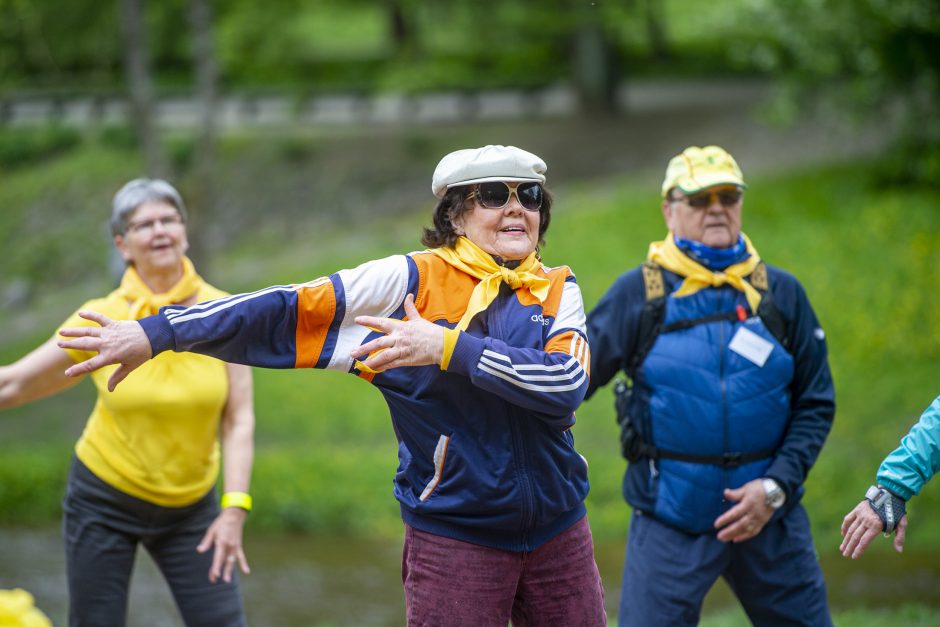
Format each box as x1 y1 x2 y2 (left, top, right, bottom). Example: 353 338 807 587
764 479 784 509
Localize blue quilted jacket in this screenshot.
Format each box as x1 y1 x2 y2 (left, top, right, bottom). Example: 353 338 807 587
587 263 835 533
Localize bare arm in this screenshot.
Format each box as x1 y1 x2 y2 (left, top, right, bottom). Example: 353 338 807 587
197 362 256 583
0 336 82 410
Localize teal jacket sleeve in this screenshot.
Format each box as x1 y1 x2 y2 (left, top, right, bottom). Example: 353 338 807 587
876 396 940 500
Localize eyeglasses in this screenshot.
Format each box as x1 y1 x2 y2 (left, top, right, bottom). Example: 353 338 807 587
674 189 742 209
470 182 543 212
126 214 185 235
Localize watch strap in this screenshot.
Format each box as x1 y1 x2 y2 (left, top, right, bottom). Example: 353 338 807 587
865 485 905 532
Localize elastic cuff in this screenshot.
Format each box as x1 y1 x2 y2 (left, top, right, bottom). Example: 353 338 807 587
444 331 486 376
877 478 915 501
440 328 460 370
221 491 252 512
138 314 174 355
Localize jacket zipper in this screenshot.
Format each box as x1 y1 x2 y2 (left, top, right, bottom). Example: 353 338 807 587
491 285 536 543
720 290 730 493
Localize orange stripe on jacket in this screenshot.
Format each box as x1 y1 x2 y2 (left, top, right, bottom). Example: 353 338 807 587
546 330 591 377
412 253 478 324
514 265 572 318
294 279 336 368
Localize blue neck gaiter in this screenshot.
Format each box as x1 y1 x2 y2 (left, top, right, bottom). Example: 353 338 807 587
674 234 749 271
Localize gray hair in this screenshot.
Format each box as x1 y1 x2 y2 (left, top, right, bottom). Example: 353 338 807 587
110 178 187 236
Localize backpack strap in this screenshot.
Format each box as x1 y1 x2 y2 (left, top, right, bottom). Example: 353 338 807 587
750 261 790 349
628 263 667 378
749 260 769 290
641 262 665 300
651 445 776 468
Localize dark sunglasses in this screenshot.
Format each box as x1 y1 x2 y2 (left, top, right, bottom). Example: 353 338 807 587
678 189 743 209
470 181 543 212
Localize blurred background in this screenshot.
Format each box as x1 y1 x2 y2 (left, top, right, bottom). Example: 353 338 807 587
1 0 938 625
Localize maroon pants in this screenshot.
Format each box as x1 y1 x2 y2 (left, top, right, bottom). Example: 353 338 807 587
402 516 606 627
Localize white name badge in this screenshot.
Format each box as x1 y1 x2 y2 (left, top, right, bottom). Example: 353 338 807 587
729 326 774 367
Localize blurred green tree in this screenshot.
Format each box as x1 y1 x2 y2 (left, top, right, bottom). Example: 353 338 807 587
734 0 940 185
119 0 167 177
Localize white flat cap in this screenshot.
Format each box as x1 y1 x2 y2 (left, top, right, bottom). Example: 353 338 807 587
431 145 547 198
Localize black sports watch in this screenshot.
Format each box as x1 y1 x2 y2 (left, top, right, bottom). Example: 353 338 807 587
762 478 786 510
865 485 907 532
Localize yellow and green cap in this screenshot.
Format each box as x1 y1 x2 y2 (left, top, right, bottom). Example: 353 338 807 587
661 145 747 198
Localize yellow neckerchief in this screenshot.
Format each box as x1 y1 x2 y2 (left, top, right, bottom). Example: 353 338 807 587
116 256 203 319
647 232 763 313
431 236 550 332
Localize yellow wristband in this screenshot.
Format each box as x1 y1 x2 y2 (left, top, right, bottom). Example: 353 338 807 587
221 491 252 512
440 328 460 371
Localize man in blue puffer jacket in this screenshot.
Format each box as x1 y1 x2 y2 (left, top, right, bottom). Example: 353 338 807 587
586 145 835 626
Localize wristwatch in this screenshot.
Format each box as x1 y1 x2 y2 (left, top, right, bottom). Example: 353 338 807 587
762 478 786 510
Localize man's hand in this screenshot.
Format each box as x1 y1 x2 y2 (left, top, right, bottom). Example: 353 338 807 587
351 294 444 372
840 499 907 559
714 479 774 543
57 310 153 391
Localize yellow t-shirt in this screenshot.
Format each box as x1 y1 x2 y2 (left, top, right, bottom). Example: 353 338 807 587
60 283 229 507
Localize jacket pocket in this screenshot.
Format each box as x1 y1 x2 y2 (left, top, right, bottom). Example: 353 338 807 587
418 434 450 502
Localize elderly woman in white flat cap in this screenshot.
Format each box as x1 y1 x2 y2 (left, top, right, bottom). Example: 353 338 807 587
59 145 607 625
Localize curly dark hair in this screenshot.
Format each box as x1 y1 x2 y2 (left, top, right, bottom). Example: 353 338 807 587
421 184 553 249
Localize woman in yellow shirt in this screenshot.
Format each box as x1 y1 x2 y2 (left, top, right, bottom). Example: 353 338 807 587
0 179 255 627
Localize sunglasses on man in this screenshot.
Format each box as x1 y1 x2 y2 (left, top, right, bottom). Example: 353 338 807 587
674 189 743 209
470 181 543 212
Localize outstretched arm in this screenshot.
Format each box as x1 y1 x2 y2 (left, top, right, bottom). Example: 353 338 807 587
58 311 153 391
1 336 83 409
198 363 255 583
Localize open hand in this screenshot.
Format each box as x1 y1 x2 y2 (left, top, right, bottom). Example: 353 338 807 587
198 508 250 583
57 310 153 391
351 294 444 372
840 499 907 559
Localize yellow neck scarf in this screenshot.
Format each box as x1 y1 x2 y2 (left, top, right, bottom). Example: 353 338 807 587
116 256 203 319
431 236 550 331
647 232 763 313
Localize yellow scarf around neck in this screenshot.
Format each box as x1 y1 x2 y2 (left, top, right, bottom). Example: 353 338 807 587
647 232 763 313
431 236 550 332
116 256 203 319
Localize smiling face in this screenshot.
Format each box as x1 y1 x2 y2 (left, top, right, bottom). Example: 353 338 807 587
662 184 743 249
114 200 189 277
454 185 541 260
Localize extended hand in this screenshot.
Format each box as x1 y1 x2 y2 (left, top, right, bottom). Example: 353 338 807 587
840 499 907 559
57 310 153 391
350 294 444 372
714 479 774 543
198 507 250 583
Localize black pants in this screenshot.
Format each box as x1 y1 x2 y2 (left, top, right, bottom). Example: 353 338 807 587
63 457 247 627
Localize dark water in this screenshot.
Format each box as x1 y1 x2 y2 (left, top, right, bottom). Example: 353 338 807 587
2 526 938 626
